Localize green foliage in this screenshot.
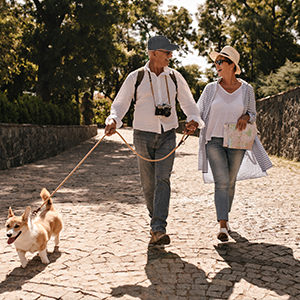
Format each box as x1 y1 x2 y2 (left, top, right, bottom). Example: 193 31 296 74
98 3 196 101
256 60 300 98
0 3 37 100
93 97 112 125
7 0 123 103
0 93 19 123
0 0 197 108
2 0 300 107
196 0 300 82
156 6 197 54
0 3 21 86
0 92 80 125
176 64 207 101
195 0 230 56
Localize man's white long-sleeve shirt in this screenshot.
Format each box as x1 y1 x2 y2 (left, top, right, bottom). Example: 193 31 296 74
106 61 204 134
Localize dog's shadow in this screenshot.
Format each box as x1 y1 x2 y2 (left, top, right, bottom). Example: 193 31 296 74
0 247 61 294
111 233 300 299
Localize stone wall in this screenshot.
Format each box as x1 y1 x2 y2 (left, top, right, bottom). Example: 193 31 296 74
256 86 300 161
0 124 98 170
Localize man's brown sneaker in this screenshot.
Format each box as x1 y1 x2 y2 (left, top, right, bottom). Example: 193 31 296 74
149 230 170 245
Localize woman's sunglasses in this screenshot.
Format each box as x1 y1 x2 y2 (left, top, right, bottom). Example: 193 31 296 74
214 59 231 66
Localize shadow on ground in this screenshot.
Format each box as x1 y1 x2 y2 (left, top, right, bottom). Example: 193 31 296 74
111 232 300 299
0 129 197 224
0 247 61 295
0 135 141 223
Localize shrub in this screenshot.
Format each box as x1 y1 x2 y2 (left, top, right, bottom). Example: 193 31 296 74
93 97 112 125
256 59 300 98
64 101 80 125
0 93 18 123
0 92 80 125
47 103 60 125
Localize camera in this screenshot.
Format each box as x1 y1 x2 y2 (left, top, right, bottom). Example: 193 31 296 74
155 103 172 117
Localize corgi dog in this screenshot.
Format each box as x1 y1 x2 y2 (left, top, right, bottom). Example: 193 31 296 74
5 188 63 268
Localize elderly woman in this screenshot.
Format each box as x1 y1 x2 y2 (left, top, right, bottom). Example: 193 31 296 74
197 46 272 242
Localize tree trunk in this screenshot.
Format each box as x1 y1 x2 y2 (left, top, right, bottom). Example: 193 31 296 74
36 64 51 102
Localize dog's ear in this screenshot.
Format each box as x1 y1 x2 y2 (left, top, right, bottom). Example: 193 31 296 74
22 207 31 222
8 207 14 218
40 188 50 200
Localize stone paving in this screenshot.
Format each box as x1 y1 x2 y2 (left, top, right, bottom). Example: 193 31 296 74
0 128 300 300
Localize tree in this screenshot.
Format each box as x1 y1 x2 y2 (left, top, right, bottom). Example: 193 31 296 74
0 2 36 101
0 2 18 89
20 0 121 103
176 64 206 101
234 0 300 80
13 0 196 107
195 0 300 82
1 0 200 127
195 0 231 56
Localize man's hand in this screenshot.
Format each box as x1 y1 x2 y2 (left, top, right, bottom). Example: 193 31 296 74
184 120 199 135
105 119 117 136
236 114 250 131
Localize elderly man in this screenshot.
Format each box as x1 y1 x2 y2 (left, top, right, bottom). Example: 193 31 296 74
105 35 204 246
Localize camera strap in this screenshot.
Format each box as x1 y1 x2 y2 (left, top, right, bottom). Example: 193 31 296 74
147 71 171 107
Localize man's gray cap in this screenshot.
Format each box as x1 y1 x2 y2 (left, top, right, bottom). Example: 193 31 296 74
147 35 179 51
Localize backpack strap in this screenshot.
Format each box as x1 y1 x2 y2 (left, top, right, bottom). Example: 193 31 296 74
169 71 178 102
133 67 145 105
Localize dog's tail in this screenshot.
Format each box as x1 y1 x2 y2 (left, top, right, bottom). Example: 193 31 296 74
40 188 54 210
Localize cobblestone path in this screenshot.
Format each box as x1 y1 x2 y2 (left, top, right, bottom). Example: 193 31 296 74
0 128 300 300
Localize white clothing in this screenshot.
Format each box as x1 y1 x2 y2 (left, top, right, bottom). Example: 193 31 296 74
205 84 243 142
106 61 204 134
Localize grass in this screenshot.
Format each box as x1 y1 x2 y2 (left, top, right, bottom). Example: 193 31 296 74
269 155 300 172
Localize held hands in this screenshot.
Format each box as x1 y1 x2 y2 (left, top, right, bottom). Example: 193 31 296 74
236 114 250 131
104 119 117 136
184 120 199 135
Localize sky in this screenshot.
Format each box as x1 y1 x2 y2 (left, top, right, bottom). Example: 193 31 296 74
162 0 209 70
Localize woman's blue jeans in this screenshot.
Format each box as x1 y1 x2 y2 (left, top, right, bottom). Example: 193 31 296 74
133 128 176 233
206 137 245 221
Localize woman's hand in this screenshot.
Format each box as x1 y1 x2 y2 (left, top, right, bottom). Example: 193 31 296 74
236 114 250 131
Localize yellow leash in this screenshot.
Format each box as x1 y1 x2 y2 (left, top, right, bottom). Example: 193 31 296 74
32 130 189 215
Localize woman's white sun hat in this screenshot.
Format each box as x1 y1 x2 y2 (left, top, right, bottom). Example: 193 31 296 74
209 46 241 75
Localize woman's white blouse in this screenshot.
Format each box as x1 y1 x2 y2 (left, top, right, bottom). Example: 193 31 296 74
205 84 243 142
